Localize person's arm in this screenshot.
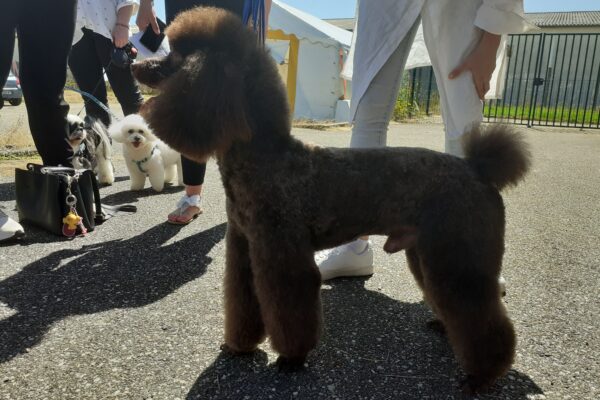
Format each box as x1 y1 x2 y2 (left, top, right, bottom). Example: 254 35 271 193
448 31 501 100
113 4 135 48
449 0 534 100
137 0 160 34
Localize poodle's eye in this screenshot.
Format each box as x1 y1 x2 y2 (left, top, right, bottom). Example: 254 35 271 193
138 130 144 134
128 129 134 134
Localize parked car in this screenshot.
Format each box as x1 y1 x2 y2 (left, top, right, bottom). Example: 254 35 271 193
2 73 23 106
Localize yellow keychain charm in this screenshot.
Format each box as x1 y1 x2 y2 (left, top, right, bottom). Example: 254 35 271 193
62 211 82 237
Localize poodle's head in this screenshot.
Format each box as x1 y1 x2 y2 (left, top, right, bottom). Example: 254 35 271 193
109 114 157 152
132 6 290 161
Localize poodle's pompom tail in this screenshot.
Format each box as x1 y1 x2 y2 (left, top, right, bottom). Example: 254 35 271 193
463 124 532 191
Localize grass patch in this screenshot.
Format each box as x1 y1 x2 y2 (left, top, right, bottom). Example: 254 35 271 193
484 104 600 125
0 116 35 150
0 157 42 178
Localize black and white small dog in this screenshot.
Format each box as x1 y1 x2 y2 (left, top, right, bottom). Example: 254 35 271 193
67 114 115 185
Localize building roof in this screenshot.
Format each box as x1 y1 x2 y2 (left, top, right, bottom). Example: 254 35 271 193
325 11 600 31
525 11 600 27
271 0 352 47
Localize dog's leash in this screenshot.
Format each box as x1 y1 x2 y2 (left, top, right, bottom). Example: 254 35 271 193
64 58 123 122
64 85 122 122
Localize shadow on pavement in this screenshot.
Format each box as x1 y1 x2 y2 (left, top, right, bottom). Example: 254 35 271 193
186 279 543 399
0 181 16 202
0 222 227 363
100 183 182 205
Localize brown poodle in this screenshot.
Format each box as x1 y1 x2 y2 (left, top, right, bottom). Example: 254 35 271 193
132 7 531 394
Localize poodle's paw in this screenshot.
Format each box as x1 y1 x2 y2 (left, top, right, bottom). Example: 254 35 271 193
151 183 165 192
130 183 145 191
219 343 256 356
426 319 446 335
99 177 114 186
276 355 306 373
460 374 492 396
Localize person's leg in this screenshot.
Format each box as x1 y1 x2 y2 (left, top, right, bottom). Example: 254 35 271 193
165 0 245 223
317 17 421 280
167 158 205 224
17 0 77 166
68 30 112 127
0 1 25 242
350 19 421 149
421 0 483 157
0 0 19 110
421 1 507 296
92 32 144 119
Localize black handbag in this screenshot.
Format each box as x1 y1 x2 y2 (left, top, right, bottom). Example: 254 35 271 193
15 164 134 237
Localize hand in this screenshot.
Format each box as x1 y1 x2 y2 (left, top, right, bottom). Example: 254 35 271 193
112 24 130 48
137 0 160 34
448 31 501 100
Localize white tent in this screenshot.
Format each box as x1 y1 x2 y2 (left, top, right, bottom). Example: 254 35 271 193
268 1 352 120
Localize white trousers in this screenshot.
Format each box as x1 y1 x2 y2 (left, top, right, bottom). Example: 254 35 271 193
351 1 486 157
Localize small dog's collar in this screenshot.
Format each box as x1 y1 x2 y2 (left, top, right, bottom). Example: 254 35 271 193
131 145 158 174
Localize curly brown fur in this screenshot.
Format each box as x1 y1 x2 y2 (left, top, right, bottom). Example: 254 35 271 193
463 124 531 191
133 7 531 393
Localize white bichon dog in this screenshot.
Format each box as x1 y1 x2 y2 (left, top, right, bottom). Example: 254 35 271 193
109 114 183 192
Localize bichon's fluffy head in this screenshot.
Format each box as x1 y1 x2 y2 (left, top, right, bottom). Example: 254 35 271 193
109 114 157 150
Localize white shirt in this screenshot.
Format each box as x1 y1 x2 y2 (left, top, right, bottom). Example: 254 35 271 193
73 0 139 44
343 0 536 120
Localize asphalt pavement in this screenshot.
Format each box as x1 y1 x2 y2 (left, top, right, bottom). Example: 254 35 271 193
0 122 598 399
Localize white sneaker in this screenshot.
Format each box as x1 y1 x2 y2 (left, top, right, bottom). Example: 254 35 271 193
0 210 25 243
315 240 374 281
499 276 507 297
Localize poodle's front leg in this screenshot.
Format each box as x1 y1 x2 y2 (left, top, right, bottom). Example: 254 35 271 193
127 162 146 191
223 223 266 354
176 157 184 186
250 238 323 370
164 164 176 184
147 164 165 192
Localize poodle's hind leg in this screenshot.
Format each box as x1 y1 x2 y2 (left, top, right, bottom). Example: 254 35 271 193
223 223 266 354
405 248 445 334
128 165 146 191
250 238 323 371
418 245 515 394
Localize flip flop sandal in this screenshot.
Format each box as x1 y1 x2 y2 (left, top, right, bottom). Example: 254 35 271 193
167 194 203 225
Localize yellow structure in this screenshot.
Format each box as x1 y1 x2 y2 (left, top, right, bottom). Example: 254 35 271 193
267 29 299 114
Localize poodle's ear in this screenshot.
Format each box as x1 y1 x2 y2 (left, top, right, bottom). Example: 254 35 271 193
141 51 251 160
108 120 125 143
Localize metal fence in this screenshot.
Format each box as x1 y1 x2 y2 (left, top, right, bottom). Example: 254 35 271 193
394 66 441 121
397 33 600 129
